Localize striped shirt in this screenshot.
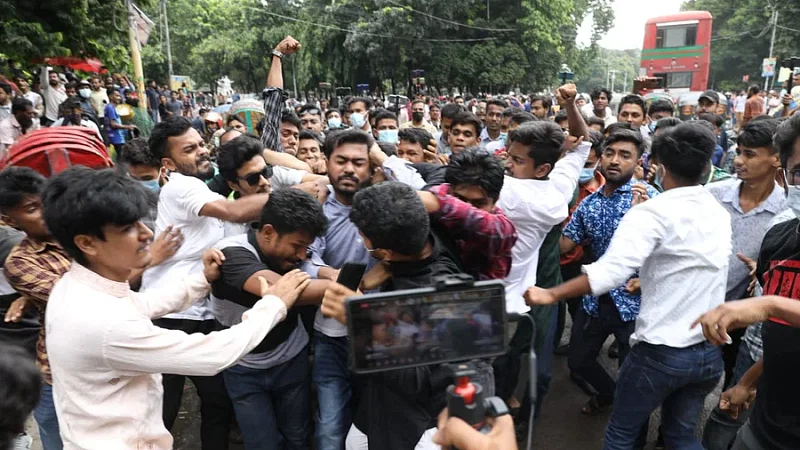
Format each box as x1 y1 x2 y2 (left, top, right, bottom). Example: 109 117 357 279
4 237 71 384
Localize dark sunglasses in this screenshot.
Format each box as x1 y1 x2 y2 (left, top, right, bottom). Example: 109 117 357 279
238 166 273 187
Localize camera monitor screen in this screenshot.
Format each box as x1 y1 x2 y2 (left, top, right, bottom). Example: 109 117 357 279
346 281 507 374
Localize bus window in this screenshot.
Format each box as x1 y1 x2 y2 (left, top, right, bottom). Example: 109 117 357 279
656 25 698 48
653 72 694 88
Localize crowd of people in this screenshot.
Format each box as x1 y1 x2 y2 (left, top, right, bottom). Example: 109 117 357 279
1 34 800 450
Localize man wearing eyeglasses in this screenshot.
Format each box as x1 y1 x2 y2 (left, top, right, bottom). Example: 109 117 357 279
298 104 325 135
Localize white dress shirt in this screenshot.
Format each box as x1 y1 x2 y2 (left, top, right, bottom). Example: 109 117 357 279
47 263 287 450
498 141 590 314
583 186 732 348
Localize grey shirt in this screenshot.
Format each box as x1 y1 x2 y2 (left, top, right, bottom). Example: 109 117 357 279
707 179 786 302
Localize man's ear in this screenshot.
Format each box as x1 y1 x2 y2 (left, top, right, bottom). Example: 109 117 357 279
1 214 18 230
74 234 99 258
533 163 552 179
227 180 241 194
161 157 177 172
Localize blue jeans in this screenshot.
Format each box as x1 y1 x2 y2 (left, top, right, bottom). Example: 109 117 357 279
702 344 757 450
603 341 723 450
223 348 311 450
34 383 63 450
313 334 352 450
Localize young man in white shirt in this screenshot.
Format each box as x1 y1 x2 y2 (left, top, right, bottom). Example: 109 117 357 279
41 167 309 450
526 121 732 449
142 116 272 449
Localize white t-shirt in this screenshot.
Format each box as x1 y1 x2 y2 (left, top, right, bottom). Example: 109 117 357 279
581 104 617 127
271 166 305 191
141 172 225 320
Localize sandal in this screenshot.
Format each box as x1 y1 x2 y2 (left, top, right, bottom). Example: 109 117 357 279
581 395 612 416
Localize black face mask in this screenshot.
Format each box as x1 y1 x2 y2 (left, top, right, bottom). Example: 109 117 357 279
412 112 424 122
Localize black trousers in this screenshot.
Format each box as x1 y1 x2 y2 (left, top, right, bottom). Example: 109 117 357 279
567 295 635 404
722 327 746 389
154 318 234 450
555 260 584 346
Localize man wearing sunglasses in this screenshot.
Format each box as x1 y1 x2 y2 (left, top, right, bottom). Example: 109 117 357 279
298 104 325 135
218 135 275 237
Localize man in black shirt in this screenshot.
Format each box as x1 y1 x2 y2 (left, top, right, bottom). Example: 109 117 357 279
694 114 800 450
321 181 463 450
211 188 327 449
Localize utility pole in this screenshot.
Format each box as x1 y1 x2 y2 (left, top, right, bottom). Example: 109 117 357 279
609 70 618 93
291 56 299 100
126 0 147 108
162 0 173 82
765 9 778 91
487 0 490 20
623 71 628 93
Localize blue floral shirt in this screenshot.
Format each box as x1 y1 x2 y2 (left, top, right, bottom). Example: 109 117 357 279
563 180 660 322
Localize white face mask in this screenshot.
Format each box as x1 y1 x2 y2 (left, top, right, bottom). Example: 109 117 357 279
79 88 91 99
788 185 800 218
350 112 366 128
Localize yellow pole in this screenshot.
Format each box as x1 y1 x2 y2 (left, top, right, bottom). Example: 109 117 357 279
127 0 147 109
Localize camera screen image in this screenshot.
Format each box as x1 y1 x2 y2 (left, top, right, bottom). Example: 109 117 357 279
348 284 506 373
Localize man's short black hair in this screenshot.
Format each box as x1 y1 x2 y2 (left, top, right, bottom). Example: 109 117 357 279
590 87 613 102
411 99 425 107
698 113 724 129
150 116 193 161
529 94 550 106
350 182 430 255
43 167 150 265
323 129 373 159
0 83 12 95
508 121 565 169
398 128 432 147
774 114 800 167
429 103 441 111
346 97 374 111
298 129 323 145
325 108 342 120
618 95 645 115
445 148 505 201
11 97 32 115
226 114 243 126
748 84 761 96
586 116 606 131
652 122 716 184
588 130 605 158
0 343 41 450
648 99 675 117
486 99 508 110
554 110 568 124
258 188 328 238
281 110 302 129
440 103 464 120
605 128 646 157
119 138 160 169
372 109 398 127
655 117 682 132
604 122 634 135
449 112 483 136
0 167 46 213
510 110 537 126
217 136 265 183
298 103 322 117
737 117 779 152
502 107 523 118
106 88 117 97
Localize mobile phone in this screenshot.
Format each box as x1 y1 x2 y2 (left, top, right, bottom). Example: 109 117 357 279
336 262 367 291
346 280 507 374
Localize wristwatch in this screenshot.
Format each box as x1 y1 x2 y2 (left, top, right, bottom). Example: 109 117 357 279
271 49 284 59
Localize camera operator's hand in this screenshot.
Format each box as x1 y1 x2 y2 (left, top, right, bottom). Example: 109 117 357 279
321 282 358 325
433 409 518 450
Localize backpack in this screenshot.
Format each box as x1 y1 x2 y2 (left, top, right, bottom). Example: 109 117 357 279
0 126 113 177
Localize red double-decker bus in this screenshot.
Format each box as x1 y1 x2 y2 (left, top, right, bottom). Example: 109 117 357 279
638 11 713 95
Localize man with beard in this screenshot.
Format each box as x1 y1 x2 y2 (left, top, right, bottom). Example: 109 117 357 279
141 117 272 450
558 129 657 428
89 76 110 119
0 97 38 155
39 67 68 126
211 188 327 450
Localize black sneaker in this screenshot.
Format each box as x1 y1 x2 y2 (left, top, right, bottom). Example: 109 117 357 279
554 343 570 356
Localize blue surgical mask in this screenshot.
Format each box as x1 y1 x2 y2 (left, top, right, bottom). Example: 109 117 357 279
350 112 366 128
654 165 665 192
579 167 595 184
327 117 342 129
378 129 399 144
648 122 657 133
140 179 160 192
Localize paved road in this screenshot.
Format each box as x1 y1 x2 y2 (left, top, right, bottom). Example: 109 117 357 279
26 323 721 450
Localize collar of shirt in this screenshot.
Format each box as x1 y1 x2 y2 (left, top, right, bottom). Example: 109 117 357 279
599 179 634 197
719 180 785 215
70 262 130 298
25 237 65 254
479 128 504 144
